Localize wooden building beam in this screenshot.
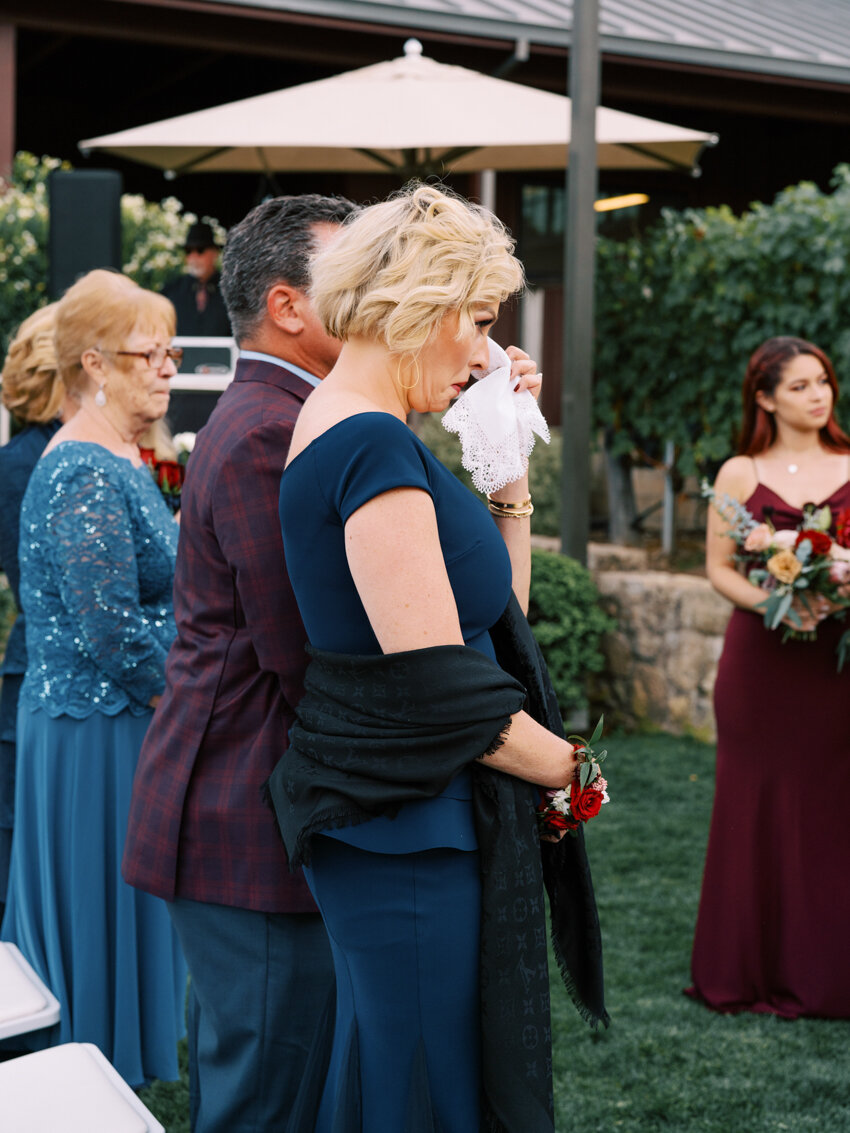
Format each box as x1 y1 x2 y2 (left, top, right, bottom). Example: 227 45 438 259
0 23 14 180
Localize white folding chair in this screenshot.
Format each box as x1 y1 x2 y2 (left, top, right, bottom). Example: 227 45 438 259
0 942 60 1040
0 1042 165 1132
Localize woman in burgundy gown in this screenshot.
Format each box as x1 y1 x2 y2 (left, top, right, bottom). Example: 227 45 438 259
689 336 850 1019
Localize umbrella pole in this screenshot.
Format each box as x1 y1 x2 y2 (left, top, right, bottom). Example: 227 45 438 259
560 0 600 565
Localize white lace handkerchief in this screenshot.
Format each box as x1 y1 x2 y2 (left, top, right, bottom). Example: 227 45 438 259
442 338 550 494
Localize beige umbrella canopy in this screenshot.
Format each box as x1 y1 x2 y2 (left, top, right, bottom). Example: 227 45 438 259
79 40 716 179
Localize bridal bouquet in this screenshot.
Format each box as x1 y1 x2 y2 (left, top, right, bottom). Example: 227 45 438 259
702 481 850 661
139 433 194 515
537 716 609 839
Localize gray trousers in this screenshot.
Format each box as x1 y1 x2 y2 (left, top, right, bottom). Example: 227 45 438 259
169 896 333 1133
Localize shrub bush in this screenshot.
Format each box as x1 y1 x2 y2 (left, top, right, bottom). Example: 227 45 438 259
527 548 615 720
594 164 850 477
0 152 225 352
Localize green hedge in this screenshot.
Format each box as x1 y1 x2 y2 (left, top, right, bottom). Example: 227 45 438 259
594 164 850 476
527 548 615 719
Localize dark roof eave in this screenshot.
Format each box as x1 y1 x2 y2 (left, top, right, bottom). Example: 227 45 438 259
167 0 850 87
207 0 566 45
602 35 850 87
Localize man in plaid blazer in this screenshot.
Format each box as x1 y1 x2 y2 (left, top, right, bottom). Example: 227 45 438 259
124 194 357 1132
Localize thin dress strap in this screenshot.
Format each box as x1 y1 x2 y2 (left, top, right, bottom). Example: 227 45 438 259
750 455 761 483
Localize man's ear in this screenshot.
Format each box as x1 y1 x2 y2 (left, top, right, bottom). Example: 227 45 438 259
267 284 305 334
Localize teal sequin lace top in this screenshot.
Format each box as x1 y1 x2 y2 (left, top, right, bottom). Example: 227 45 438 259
18 442 178 718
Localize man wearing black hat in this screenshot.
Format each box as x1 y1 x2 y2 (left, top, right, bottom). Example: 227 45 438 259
162 221 232 337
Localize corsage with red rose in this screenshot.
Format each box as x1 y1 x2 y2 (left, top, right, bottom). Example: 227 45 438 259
537 715 609 839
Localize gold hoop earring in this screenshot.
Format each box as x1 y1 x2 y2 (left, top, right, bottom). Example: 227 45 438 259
396 355 421 391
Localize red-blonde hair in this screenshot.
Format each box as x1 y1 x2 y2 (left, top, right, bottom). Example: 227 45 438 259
738 336 850 455
54 269 176 397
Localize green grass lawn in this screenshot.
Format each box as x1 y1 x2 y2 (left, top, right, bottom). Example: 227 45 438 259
552 733 850 1133
141 733 850 1131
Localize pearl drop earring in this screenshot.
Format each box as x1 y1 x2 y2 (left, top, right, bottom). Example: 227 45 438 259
94 384 107 408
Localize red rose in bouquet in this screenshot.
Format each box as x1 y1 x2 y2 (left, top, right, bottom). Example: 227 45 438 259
139 447 184 514
795 529 832 556
835 508 850 550
156 460 184 492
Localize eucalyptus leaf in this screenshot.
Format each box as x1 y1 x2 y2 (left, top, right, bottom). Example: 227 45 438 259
774 591 796 629
590 715 604 745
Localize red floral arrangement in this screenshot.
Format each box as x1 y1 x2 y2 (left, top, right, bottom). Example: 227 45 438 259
139 448 185 515
794 529 832 556
537 716 609 839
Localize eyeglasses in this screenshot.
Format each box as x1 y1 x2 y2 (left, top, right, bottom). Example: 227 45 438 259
185 246 212 255
114 347 184 370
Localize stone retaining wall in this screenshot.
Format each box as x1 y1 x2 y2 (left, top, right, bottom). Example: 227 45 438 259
555 542 730 741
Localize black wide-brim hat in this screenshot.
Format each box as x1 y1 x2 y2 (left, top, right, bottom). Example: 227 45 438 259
184 221 220 250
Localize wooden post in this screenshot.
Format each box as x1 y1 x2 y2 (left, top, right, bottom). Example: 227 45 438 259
0 24 15 182
560 0 599 565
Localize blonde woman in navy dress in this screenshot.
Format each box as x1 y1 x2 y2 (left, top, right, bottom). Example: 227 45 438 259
275 185 591 1132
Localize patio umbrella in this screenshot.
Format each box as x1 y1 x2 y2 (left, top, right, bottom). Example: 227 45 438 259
79 40 715 179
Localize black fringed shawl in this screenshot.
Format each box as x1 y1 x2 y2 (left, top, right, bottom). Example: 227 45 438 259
267 593 608 1133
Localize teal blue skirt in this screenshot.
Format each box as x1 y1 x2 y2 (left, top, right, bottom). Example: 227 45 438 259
1 707 186 1087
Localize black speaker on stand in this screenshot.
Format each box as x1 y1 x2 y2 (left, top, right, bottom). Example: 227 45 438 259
48 169 123 300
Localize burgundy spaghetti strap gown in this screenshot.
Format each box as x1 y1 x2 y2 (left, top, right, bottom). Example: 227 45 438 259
688 481 850 1019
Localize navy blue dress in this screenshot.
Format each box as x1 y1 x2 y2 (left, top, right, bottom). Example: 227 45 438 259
280 413 513 1132
1 442 187 1086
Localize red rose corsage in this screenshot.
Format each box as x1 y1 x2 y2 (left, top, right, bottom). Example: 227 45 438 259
537 716 609 839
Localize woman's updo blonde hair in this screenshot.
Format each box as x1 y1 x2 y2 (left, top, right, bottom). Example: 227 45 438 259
1 304 64 424
54 268 176 397
310 183 524 355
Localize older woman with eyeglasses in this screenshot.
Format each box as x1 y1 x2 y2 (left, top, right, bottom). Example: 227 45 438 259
0 269 187 1087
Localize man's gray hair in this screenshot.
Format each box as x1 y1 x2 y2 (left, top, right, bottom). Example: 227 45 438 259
220 194 358 344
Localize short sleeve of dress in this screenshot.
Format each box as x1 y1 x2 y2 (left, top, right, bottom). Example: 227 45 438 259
323 414 434 525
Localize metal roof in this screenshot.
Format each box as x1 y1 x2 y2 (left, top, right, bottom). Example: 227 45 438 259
209 0 850 84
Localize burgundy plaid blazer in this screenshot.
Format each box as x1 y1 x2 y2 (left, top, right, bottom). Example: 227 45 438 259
123 357 316 912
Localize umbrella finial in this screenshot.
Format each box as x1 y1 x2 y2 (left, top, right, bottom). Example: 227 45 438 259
404 38 423 58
